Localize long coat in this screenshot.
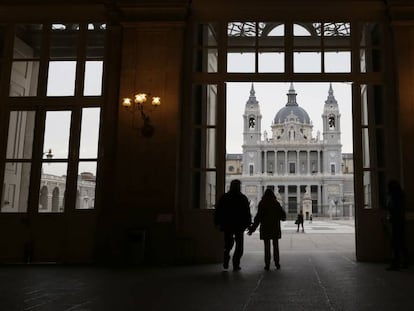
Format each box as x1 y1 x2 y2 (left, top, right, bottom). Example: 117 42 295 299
214 190 251 232
251 199 286 240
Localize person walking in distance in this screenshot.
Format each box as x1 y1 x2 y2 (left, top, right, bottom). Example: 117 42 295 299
248 189 286 270
296 210 304 232
214 179 252 271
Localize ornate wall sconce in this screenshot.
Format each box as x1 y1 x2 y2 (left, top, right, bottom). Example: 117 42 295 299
121 92 161 137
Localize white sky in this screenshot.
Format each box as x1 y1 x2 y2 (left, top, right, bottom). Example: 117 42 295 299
226 82 353 154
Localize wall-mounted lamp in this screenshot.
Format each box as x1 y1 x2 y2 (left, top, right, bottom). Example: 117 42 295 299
121 92 161 137
43 149 53 160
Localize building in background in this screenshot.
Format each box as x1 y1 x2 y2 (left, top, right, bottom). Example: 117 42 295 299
226 83 354 219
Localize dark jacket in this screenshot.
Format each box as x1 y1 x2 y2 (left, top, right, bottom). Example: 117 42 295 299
214 190 251 232
251 198 286 240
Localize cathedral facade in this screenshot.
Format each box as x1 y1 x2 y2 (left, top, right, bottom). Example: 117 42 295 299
228 84 354 219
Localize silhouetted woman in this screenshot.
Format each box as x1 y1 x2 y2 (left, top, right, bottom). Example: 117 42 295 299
248 189 286 270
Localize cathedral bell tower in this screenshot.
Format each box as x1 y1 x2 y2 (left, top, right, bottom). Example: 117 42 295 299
242 84 262 176
322 83 342 175
243 83 262 145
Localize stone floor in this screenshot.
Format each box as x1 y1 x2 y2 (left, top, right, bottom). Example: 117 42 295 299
1 220 413 311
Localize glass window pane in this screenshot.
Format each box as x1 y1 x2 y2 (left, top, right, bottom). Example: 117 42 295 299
9 61 40 96
13 24 42 59
205 171 216 209
324 51 350 72
194 48 218 73
43 111 71 159
227 51 255 72
193 171 216 209
79 108 101 158
228 22 257 43
76 162 96 209
362 128 370 168
6 111 35 159
196 23 218 46
323 22 351 47
39 163 67 213
206 128 216 169
294 52 321 72
294 23 321 47
1 162 31 213
50 24 79 59
207 85 217 126
86 24 106 58
363 171 371 209
258 23 284 48
258 51 284 72
47 61 76 96
361 85 368 126
84 61 103 96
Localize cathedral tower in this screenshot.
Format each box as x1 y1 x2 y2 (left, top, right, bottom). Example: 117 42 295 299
322 83 342 175
242 84 262 176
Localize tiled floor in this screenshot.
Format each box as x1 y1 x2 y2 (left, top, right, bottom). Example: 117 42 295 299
1 220 412 311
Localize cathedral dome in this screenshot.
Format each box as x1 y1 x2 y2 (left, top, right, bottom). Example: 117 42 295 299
273 84 311 124
274 105 311 124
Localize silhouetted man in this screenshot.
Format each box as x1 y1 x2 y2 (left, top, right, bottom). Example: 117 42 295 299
385 180 409 270
214 179 251 271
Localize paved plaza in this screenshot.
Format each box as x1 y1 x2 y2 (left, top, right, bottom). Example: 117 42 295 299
2 218 414 311
246 218 355 255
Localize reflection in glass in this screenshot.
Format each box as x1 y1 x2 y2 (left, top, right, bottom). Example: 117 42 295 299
206 128 216 169
43 111 71 159
47 61 76 96
9 61 40 96
1 163 31 213
361 85 368 126
197 23 218 46
13 24 42 59
195 48 218 73
39 163 67 213
84 61 103 95
79 108 101 158
6 111 35 159
363 171 371 208
362 128 370 168
204 171 216 209
206 85 217 126
76 162 96 209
